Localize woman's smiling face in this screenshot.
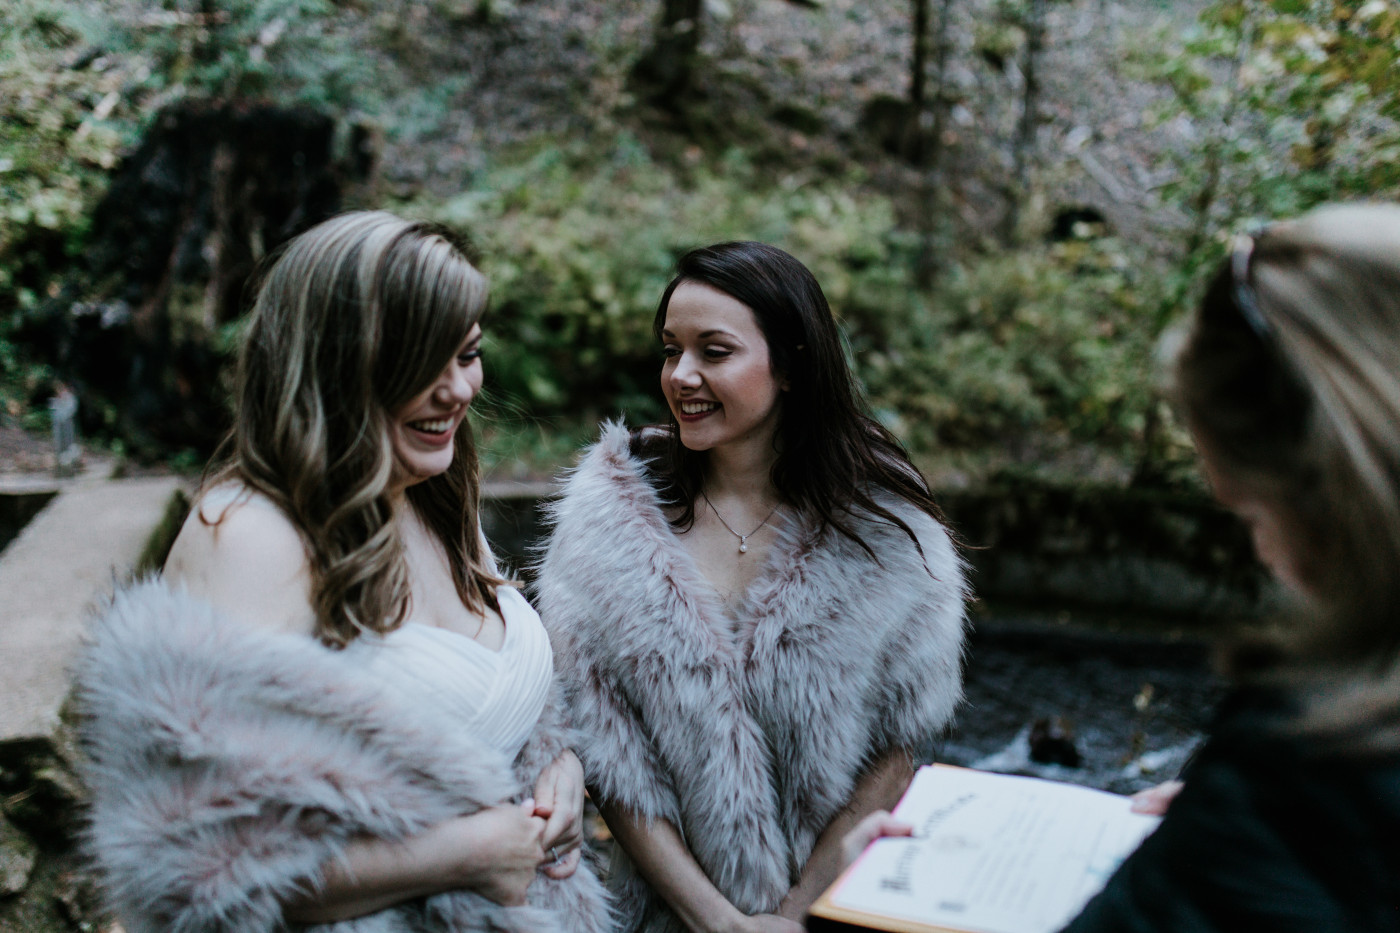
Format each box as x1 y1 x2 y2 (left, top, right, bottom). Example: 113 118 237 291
660 281 786 455
388 324 483 490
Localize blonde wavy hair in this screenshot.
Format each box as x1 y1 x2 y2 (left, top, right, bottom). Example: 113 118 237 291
1173 203 1400 740
212 211 504 647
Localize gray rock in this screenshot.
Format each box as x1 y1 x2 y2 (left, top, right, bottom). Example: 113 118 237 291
0 815 37 897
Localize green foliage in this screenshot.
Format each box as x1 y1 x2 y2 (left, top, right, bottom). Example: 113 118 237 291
1 0 384 435
1121 0 1400 484
1140 0 1400 270
419 139 897 425
12 0 1391 480
100 0 381 109
0 322 54 428
0 2 131 263
857 237 1163 453
0 0 140 422
413 138 1164 466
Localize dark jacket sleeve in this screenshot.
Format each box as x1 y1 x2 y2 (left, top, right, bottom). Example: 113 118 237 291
1060 695 1400 933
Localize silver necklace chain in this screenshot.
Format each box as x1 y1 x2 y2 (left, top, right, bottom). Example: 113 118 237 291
701 491 780 555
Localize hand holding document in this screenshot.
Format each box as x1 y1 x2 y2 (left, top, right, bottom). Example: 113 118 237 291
809 765 1161 933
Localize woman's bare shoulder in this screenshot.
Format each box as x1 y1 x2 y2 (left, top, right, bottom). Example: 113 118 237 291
164 483 316 636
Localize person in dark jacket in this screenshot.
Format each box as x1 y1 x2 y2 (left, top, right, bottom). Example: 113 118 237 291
844 203 1400 932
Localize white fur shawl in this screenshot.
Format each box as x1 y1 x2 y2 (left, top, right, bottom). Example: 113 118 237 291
74 580 614 933
533 423 968 933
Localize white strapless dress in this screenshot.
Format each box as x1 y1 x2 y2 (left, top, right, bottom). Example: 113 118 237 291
340 586 553 760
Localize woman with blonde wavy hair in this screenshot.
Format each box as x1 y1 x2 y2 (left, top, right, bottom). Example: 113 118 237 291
843 203 1400 932
75 211 613 933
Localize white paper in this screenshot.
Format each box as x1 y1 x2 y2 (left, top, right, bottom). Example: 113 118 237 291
830 765 1160 933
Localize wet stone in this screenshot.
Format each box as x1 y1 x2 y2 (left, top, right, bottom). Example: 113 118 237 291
1027 716 1082 768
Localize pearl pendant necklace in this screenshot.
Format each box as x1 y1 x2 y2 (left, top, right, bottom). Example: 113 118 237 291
702 491 781 555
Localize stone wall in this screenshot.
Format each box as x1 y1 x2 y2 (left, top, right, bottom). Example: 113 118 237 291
938 480 1272 621
482 477 1271 623
0 475 185 933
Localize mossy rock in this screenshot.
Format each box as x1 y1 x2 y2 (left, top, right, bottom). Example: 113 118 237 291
941 478 1270 620
0 851 98 933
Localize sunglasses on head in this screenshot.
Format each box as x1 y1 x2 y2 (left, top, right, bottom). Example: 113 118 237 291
1221 222 1313 426
1230 224 1273 340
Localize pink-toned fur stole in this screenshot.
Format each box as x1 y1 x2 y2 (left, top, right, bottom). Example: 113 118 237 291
74 579 614 933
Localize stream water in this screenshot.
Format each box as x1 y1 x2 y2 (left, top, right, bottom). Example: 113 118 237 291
939 609 1227 794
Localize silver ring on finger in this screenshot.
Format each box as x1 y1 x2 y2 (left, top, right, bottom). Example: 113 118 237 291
549 846 560 863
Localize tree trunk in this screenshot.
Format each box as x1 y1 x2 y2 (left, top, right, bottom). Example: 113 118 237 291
21 103 369 457
914 0 954 288
1182 19 1252 261
632 0 705 105
909 0 931 165
999 0 1045 244
195 0 221 65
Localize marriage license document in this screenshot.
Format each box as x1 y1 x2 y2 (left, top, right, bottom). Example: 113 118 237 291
809 765 1162 933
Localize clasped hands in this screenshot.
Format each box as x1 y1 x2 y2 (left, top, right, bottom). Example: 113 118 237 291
531 747 587 880
438 749 585 908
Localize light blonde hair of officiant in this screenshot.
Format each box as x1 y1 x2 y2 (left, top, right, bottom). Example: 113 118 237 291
1172 203 1400 742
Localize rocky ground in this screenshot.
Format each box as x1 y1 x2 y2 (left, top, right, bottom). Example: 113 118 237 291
945 612 1225 794
0 425 56 476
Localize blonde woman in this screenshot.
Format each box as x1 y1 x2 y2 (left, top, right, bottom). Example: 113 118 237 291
847 204 1400 931
75 212 612 933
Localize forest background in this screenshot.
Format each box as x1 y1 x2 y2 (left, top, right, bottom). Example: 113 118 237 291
2 0 1399 489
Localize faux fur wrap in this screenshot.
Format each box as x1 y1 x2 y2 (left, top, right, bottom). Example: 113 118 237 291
533 423 968 932
74 579 614 933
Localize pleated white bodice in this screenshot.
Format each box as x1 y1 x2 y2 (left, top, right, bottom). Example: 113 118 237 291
342 586 553 759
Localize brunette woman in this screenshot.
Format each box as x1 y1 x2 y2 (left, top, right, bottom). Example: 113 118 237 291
535 242 968 933
76 212 612 933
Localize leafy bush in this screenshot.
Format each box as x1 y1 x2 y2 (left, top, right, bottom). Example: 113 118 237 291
855 237 1165 454
0 0 140 425
417 138 1168 468
422 140 900 426
1138 0 1400 265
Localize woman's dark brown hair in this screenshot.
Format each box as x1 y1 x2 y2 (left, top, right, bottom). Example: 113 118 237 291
643 241 948 562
